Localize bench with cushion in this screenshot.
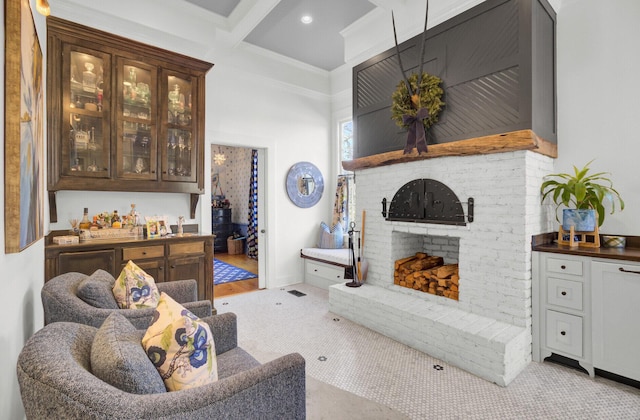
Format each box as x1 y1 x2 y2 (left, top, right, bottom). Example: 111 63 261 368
300 248 352 290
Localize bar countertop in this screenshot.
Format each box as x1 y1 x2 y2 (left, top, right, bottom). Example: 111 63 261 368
532 232 640 263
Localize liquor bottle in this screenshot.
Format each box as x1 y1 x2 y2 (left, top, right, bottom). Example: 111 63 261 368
111 210 122 228
83 62 97 93
79 208 91 230
129 203 140 226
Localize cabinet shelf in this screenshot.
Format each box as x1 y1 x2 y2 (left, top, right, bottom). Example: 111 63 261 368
47 16 213 221
69 108 104 118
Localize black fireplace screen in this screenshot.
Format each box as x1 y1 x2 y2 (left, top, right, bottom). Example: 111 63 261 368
383 179 473 225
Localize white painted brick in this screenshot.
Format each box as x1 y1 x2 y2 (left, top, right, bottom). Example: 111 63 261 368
330 151 553 385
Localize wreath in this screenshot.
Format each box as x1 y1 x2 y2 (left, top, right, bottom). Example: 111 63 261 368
391 72 444 131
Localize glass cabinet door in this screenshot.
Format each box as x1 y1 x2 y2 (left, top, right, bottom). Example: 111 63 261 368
116 59 157 179
162 72 197 182
63 46 111 177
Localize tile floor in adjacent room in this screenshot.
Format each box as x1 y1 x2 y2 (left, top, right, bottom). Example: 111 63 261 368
215 283 640 420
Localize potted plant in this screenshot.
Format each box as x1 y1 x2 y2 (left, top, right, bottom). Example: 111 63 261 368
540 160 624 230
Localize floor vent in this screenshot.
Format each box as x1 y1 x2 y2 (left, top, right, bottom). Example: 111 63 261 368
288 290 306 297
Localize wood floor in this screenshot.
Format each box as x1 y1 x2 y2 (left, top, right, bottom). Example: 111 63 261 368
213 253 260 298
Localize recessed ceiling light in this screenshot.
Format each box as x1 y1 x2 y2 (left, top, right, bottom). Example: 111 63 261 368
301 15 313 24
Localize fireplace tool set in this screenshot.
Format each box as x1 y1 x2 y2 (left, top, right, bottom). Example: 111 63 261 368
345 211 368 287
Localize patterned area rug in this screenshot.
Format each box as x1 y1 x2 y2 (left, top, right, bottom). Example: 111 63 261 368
214 259 257 285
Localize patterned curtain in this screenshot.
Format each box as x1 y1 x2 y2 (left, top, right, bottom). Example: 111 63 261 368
246 149 259 259
332 176 348 229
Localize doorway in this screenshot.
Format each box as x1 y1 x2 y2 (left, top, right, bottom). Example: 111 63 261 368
211 144 264 297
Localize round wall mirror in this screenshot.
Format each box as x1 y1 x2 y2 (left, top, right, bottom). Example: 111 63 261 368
286 161 324 208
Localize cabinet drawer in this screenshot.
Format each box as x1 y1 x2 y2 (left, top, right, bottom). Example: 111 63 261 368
120 259 165 283
212 214 232 224
547 277 583 311
547 258 583 276
546 310 583 357
305 261 344 280
169 241 204 256
122 245 164 260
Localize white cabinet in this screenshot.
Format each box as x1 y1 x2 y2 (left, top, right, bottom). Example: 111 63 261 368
532 252 594 376
545 310 583 357
535 250 640 382
591 260 640 382
304 260 346 290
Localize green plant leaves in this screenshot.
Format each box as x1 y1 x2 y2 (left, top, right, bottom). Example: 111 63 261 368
540 160 624 227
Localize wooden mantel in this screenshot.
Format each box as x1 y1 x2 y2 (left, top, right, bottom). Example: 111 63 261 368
342 130 557 171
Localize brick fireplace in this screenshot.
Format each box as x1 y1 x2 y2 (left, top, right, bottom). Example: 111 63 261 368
329 150 554 386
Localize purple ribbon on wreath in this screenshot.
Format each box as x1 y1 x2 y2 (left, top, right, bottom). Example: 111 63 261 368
402 107 430 154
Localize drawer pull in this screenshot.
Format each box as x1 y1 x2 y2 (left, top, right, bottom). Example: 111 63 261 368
561 291 567 296
619 267 640 275
142 251 147 255
314 269 318 272
560 331 566 336
560 265 566 270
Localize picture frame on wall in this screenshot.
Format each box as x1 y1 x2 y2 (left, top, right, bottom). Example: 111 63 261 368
4 0 45 253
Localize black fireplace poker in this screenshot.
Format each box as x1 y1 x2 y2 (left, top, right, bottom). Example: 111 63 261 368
345 222 362 288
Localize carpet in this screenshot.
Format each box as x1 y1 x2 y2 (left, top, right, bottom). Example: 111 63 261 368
214 259 257 285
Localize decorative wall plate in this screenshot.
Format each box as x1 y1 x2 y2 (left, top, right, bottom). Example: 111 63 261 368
286 161 324 208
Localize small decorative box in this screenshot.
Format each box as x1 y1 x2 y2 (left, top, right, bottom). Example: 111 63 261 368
602 235 626 248
53 235 79 245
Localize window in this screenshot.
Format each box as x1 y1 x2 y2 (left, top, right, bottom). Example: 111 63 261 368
339 119 356 227
340 120 353 161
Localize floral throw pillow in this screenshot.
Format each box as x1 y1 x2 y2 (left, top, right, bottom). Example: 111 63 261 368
142 292 218 391
112 260 161 309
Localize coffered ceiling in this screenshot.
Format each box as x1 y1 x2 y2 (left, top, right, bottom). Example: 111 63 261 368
183 0 378 71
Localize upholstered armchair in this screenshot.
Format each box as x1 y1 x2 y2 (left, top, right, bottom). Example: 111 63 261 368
17 312 306 419
42 270 213 329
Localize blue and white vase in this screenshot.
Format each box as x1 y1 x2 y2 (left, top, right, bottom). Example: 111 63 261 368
562 208 596 232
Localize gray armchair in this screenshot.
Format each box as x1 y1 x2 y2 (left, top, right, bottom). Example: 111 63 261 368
17 312 306 419
42 270 213 329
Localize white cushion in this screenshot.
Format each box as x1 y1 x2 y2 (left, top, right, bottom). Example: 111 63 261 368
316 222 344 249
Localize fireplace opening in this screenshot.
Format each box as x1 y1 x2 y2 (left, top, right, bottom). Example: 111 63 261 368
392 232 460 301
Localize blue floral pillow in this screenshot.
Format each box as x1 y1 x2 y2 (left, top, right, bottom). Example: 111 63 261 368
142 292 218 391
317 222 344 249
112 260 160 309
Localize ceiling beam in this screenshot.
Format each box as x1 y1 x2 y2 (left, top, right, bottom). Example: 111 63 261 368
366 0 407 12
225 0 282 47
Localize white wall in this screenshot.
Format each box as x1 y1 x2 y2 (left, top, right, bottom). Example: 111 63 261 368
1 2 47 418
555 0 640 235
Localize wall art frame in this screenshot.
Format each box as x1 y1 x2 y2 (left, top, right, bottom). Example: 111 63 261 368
4 0 45 253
